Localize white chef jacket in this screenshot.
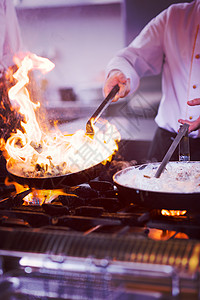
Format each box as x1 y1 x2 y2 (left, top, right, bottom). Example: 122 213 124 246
106 0 200 138
0 0 22 75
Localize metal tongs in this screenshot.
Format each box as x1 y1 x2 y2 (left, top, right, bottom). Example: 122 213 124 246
86 84 120 135
155 123 189 178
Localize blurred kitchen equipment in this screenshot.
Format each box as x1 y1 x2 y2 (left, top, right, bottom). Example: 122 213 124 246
59 87 76 101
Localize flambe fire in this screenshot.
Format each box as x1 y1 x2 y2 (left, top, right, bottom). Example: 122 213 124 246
1 53 120 181
161 209 187 216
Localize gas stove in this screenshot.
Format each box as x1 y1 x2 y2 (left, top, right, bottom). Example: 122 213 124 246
0 172 200 300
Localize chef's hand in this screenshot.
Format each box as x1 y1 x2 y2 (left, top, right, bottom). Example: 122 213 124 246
178 98 200 132
104 70 130 102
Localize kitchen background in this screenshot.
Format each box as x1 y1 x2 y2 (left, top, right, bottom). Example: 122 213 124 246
13 0 191 162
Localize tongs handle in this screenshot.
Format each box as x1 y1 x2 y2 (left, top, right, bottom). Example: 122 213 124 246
155 123 189 178
86 84 120 134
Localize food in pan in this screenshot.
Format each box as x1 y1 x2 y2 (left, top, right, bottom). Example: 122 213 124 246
1 54 120 180
6 123 120 178
116 161 200 193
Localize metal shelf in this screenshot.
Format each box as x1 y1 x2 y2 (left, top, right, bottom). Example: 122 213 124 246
14 0 121 9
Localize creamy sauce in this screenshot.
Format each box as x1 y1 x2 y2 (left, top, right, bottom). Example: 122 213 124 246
115 162 200 194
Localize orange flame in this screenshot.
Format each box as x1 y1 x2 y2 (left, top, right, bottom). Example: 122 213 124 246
148 229 189 240
5 177 68 205
8 53 55 144
161 209 187 216
1 53 120 182
24 189 67 205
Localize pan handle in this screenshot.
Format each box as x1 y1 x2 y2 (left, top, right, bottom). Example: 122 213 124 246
155 123 189 178
179 126 190 161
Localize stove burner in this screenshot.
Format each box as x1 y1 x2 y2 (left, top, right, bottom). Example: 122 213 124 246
0 176 200 299
0 179 199 239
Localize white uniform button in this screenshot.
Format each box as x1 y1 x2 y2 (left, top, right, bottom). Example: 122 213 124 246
195 54 200 59
189 116 193 120
193 84 197 89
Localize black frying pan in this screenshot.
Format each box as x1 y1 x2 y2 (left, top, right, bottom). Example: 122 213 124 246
6 85 120 190
113 161 200 210
7 160 106 189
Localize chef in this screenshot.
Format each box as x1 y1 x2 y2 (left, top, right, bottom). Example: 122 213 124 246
104 0 200 161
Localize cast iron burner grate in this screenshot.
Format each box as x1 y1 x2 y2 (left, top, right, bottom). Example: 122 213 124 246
0 178 199 239
0 178 200 300
0 180 143 230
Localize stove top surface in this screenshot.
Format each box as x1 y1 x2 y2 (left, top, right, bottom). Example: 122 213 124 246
0 174 200 300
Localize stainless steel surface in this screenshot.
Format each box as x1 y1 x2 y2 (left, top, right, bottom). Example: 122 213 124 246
0 228 200 299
